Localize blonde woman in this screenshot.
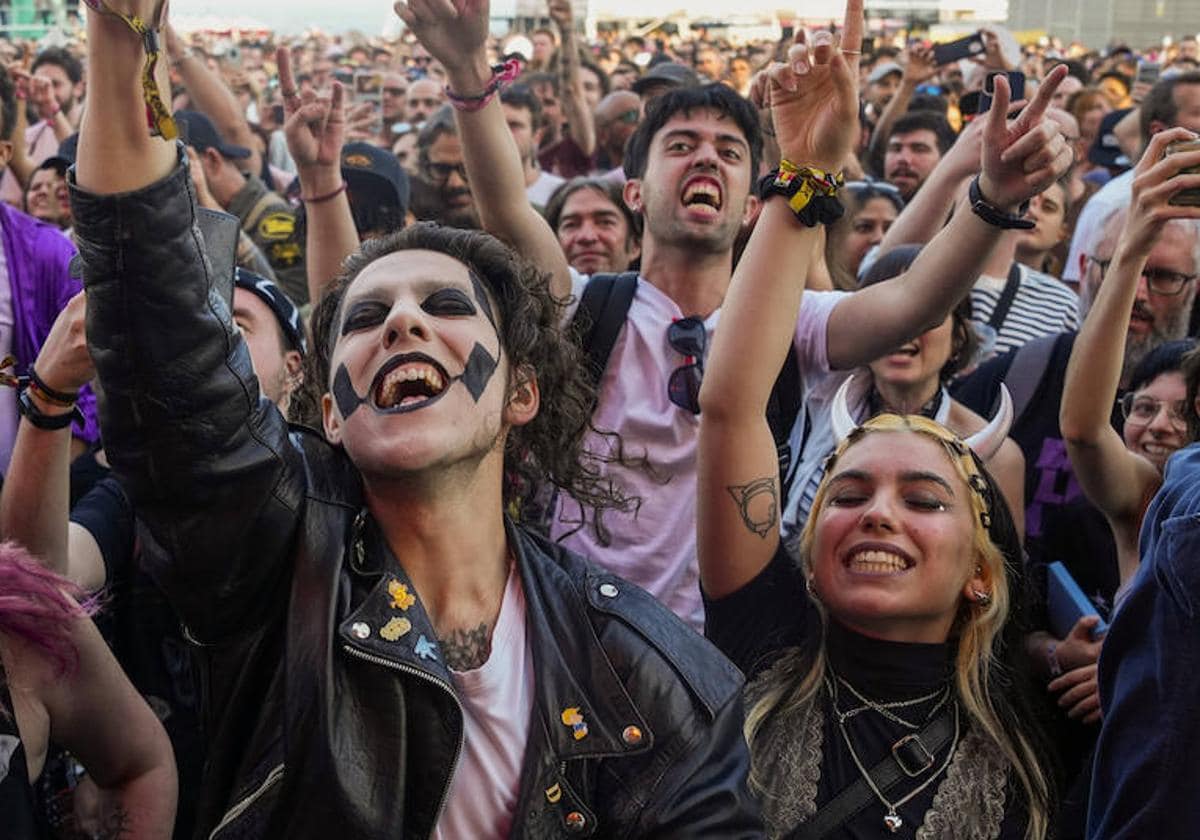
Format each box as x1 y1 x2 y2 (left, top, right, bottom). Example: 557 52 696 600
696 29 1070 837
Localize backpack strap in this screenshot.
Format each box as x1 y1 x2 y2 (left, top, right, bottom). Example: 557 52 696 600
573 272 640 391
767 346 802 482
1005 333 1059 425
986 262 1023 334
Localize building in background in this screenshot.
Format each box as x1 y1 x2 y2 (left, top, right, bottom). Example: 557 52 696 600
1008 0 1198 49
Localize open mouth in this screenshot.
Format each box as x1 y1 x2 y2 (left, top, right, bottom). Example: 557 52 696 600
844 547 915 575
681 176 723 214
887 343 920 358
370 353 451 414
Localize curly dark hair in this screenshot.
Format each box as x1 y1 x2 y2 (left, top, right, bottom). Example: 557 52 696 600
298 222 634 521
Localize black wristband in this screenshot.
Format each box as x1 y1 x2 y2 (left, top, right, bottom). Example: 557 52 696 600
28 366 79 405
968 176 1034 230
18 388 82 431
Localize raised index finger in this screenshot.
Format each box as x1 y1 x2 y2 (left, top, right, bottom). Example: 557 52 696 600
277 46 295 96
1013 63 1067 135
840 0 863 56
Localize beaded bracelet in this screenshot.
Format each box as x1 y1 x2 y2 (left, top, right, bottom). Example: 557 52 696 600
444 59 522 113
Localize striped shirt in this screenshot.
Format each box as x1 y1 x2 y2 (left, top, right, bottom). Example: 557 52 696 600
971 264 1079 357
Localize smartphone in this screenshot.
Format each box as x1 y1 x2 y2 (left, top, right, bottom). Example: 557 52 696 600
1168 139 1200 207
977 70 1025 114
780 24 795 42
353 71 384 136
1136 60 1161 87
932 32 985 66
333 69 354 87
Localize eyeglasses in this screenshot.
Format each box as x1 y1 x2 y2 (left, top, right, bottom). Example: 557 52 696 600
614 109 639 124
1119 393 1189 428
1087 255 1198 296
667 317 707 414
424 161 468 183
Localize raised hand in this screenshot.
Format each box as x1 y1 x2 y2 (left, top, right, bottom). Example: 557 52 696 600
979 63 1072 211
547 0 572 32
763 0 862 172
902 43 937 86
1116 126 1200 259
32 291 93 399
278 46 345 178
395 0 490 75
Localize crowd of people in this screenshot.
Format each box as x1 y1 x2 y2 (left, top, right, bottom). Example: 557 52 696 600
0 0 1198 836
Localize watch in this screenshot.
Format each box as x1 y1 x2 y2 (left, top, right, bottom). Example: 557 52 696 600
968 175 1034 230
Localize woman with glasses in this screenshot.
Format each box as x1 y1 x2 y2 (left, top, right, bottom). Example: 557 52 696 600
1061 129 1200 598
779 244 1027 549
824 179 905 290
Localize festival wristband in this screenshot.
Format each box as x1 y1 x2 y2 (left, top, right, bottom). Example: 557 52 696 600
444 60 521 113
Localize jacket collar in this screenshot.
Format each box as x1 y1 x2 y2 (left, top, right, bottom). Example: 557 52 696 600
336 511 653 761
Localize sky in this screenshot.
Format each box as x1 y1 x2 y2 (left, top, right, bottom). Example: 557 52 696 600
171 0 515 35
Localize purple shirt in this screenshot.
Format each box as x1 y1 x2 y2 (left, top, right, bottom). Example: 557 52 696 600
0 202 97 455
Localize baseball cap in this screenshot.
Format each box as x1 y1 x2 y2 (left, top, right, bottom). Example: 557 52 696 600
868 62 903 85
234 268 307 355
174 110 252 159
39 131 78 174
340 141 410 215
1089 108 1134 171
631 62 700 95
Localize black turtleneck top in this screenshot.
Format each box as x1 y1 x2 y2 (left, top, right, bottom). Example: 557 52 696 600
705 546 1027 838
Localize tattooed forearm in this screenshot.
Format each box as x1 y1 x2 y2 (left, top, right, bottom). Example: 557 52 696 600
440 623 494 671
726 477 779 539
100 805 132 839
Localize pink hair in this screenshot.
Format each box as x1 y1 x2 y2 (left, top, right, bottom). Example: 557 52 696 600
0 542 98 675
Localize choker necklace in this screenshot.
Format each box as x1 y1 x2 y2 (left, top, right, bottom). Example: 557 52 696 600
827 670 961 833
868 385 948 423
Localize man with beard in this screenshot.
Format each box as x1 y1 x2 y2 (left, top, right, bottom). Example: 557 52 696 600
402 0 1074 630
881 110 955 200
499 84 563 210
415 104 479 228
955 194 1200 573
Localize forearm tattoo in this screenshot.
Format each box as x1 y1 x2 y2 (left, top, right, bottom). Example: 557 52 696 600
726 477 779 539
441 623 494 671
99 805 132 838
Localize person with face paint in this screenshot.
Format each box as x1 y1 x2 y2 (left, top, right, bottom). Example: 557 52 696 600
401 0 1073 635
68 3 763 839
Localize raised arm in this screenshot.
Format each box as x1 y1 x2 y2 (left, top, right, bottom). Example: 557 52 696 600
865 44 936 176
826 65 1072 370
1061 128 1200 542
276 48 360 304
72 1 299 642
397 0 572 301
698 10 862 599
549 0 596 159
0 293 106 592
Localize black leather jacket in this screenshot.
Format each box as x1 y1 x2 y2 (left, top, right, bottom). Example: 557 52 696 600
72 154 764 840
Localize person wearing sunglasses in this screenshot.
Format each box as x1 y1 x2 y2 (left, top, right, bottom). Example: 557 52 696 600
594 90 642 173
824 178 905 290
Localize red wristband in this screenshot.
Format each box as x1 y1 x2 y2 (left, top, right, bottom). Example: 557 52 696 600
301 182 347 204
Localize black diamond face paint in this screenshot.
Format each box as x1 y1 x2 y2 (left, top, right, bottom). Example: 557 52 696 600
468 270 497 331
461 342 498 401
333 363 366 418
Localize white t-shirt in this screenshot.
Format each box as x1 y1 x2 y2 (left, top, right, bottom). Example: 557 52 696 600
433 568 534 840
1062 169 1134 284
552 271 846 630
526 170 566 209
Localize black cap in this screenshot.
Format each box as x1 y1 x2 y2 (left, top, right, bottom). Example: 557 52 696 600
39 131 78 173
340 141 410 214
233 268 307 355
174 110 252 159
631 62 700 95
1089 108 1134 171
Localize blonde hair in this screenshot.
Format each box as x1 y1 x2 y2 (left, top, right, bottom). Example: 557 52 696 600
745 415 1050 839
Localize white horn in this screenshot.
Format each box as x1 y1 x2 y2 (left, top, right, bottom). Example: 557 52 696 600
831 374 858 444
964 384 1013 462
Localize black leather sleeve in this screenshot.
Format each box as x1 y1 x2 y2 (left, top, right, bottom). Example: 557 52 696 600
71 151 303 644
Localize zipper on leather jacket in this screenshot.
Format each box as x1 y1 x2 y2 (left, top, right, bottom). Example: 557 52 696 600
341 643 466 830
208 763 285 839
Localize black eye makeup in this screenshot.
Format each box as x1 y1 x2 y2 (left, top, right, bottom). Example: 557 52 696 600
421 288 478 317
341 300 389 336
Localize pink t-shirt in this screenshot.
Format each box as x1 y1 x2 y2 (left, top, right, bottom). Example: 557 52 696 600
552 273 846 630
433 567 534 839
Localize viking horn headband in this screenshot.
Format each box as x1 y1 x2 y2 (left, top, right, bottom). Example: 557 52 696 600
830 375 1013 462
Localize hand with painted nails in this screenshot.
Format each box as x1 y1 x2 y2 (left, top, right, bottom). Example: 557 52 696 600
278 47 345 188
978 63 1072 212
1115 126 1200 261
762 0 863 172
